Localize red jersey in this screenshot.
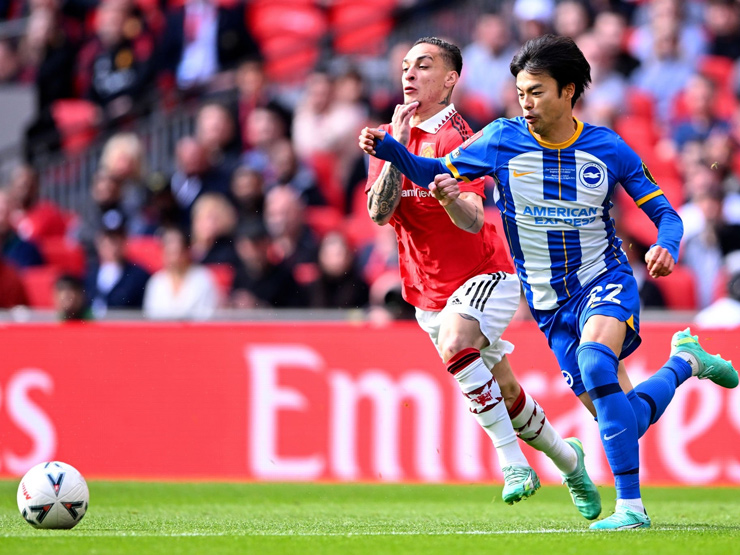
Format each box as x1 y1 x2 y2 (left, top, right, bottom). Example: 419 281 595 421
366 105 514 310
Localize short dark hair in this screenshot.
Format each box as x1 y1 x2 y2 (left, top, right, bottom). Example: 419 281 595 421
413 37 463 75
509 35 591 107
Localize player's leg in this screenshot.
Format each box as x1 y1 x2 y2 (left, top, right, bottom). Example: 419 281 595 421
626 328 737 437
436 272 538 504
579 315 649 530
490 355 601 520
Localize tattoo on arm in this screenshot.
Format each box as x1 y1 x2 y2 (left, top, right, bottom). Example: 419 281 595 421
369 164 402 222
462 206 479 231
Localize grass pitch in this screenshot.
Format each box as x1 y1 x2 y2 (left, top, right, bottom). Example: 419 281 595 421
0 481 738 554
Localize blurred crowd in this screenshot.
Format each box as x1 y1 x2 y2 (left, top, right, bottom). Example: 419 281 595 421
0 0 739 327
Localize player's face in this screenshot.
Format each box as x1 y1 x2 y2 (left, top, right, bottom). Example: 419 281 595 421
401 43 456 110
516 71 574 138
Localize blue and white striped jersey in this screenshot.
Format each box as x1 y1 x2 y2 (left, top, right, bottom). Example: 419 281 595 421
442 117 664 311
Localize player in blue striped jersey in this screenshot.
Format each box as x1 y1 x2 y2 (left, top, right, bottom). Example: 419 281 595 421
360 34 738 530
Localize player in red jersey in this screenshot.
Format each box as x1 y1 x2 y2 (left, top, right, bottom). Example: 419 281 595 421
365 37 600 517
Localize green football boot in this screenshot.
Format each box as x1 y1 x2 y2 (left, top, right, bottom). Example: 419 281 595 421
590 507 651 530
562 438 601 520
501 465 540 505
671 328 738 389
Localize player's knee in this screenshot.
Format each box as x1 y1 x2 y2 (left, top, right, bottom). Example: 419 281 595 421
577 341 619 391
439 335 473 363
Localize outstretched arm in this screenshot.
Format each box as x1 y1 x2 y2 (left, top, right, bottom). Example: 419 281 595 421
366 103 418 225
359 128 448 189
640 195 683 278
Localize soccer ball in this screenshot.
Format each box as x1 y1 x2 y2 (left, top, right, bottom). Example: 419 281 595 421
17 461 89 529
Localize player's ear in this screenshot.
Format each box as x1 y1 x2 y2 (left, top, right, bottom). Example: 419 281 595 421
563 82 576 100
445 71 459 88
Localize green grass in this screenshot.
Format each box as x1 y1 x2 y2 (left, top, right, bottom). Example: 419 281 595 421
1 481 739 554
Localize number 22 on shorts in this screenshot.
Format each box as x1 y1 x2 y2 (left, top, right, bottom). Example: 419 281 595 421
587 283 623 306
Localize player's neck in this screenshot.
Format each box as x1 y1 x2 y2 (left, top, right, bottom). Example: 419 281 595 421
411 102 450 127
530 115 578 146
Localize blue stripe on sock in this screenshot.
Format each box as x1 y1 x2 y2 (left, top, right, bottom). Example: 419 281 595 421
636 392 657 423
588 383 622 400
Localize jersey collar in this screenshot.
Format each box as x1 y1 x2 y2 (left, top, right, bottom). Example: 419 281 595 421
414 104 457 134
528 118 584 149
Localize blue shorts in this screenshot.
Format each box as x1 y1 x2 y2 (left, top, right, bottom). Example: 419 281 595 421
531 268 642 396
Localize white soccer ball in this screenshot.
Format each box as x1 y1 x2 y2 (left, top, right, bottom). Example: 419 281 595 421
17 461 89 529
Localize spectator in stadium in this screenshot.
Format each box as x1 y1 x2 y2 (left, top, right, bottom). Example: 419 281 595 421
361 34 737 530
670 73 731 152
457 13 518 122
193 102 241 179
512 0 554 43
234 58 291 150
629 0 707 66
575 32 628 127
158 0 260 91
73 169 145 263
75 0 157 121
263 185 319 277
694 250 740 328
53 273 91 321
84 212 150 317
241 104 289 181
20 6 79 161
704 0 740 60
0 188 44 268
189 191 239 268
308 231 369 309
98 132 148 233
292 69 367 185
168 136 230 228
7 164 68 243
143 226 219 320
360 36 600 516
267 139 325 206
630 18 696 124
357 222 399 286
553 0 591 39
0 256 29 308
231 219 307 308
592 10 640 79
230 166 264 228
680 178 740 308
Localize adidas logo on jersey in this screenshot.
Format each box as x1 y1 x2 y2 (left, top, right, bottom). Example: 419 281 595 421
451 297 462 305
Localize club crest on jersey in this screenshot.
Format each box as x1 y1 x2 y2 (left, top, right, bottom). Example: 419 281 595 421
642 162 657 185
420 143 436 158
461 130 483 149
579 162 605 189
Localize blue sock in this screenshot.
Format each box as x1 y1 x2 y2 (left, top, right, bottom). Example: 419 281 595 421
629 356 692 438
578 341 640 500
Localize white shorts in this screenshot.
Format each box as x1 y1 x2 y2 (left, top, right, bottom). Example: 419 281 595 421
415 271 520 369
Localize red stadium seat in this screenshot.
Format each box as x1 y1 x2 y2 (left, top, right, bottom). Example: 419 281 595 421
329 0 398 56
51 100 99 154
125 236 163 273
247 2 327 82
39 237 87 277
698 55 735 91
21 266 60 309
626 88 656 120
205 264 235 297
308 152 345 211
651 265 697 311
305 205 344 239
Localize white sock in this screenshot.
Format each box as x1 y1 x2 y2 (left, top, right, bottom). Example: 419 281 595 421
616 498 645 513
451 352 528 468
675 351 700 376
509 389 578 475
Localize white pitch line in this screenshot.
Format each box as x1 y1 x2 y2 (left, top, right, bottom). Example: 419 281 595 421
0 527 709 538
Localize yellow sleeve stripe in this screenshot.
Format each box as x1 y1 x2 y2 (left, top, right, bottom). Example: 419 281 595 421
635 189 663 207
445 157 470 182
